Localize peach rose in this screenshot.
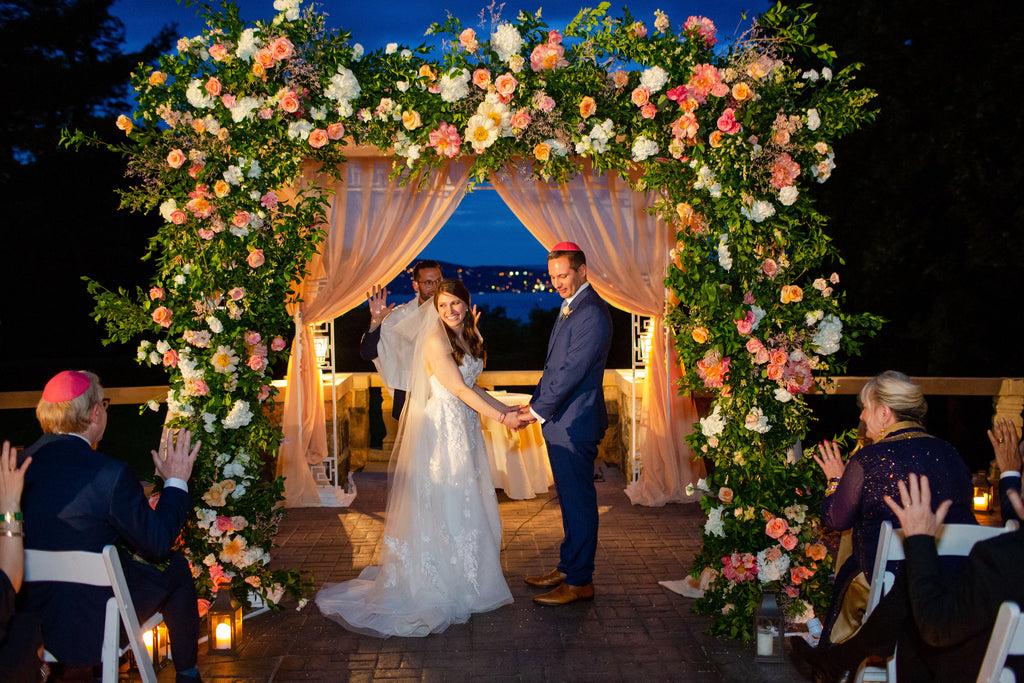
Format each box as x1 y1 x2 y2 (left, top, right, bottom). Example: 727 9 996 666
308 128 328 148
149 286 164 300
151 306 173 328
631 87 650 107
166 149 186 169
709 130 724 148
148 71 167 86
208 43 228 61
472 68 491 89
494 73 517 96
805 543 828 561
691 326 709 344
510 110 531 129
418 64 437 81
256 48 275 69
765 516 789 539
781 284 804 304
790 565 814 585
115 115 133 134
781 533 798 551
190 118 207 135
718 487 734 504
770 349 789 366
162 349 179 367
402 110 422 130
247 249 265 268
767 364 784 381
204 77 221 97
232 211 251 228
271 336 287 352
270 36 294 61
279 90 300 113
579 96 596 119
641 103 657 119
533 142 551 162
731 82 752 101
213 180 230 197
169 209 187 225
611 70 630 89
326 122 345 140
459 28 478 52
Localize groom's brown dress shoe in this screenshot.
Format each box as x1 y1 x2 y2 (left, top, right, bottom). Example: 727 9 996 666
525 569 566 587
533 582 594 605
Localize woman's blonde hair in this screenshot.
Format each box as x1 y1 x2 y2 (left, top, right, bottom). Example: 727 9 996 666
36 371 103 434
859 370 927 424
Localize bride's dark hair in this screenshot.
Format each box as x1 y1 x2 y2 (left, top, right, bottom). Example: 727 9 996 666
434 279 484 366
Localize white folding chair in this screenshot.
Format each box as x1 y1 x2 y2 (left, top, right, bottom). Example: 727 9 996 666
854 520 1020 683
978 601 1023 683
23 545 164 683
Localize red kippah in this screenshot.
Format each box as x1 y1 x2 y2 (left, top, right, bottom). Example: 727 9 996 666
552 241 582 252
41 370 91 403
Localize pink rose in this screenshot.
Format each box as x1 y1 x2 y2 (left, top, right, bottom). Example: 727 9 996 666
166 149 186 169
640 103 658 119
830 272 840 284
326 122 344 140
248 355 267 372
147 492 160 510
631 22 648 38
308 128 328 148
208 43 228 61
781 533 799 551
228 287 245 301
745 338 764 355
784 585 800 598
162 349 179 367
205 77 221 96
510 110 531 129
718 487 734 504
770 349 789 366
247 249 265 268
198 229 215 240
716 107 741 134
790 565 814 585
271 336 286 351
710 82 730 98
244 330 262 345
459 28 478 52
765 516 789 539
197 599 211 618
151 306 173 328
215 516 234 533
260 191 279 209
232 211 250 228
149 286 165 300
279 91 300 113
734 311 754 335
191 379 210 396
762 258 779 279
270 37 294 61
257 384 272 402
221 94 237 109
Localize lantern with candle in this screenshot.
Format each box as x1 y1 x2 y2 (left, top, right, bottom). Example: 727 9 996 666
753 590 785 662
207 590 243 654
973 471 994 513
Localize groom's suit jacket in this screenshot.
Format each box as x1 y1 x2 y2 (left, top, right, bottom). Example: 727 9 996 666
531 284 612 445
17 434 191 665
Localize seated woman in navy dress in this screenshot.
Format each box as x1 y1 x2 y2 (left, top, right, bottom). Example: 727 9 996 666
812 370 976 645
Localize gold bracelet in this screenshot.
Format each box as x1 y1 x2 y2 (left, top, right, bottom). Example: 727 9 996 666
1 511 22 523
1 530 24 537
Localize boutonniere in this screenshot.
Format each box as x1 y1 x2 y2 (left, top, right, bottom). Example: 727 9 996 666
561 307 573 319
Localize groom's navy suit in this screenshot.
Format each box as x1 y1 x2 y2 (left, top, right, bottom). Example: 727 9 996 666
17 434 199 668
531 283 612 586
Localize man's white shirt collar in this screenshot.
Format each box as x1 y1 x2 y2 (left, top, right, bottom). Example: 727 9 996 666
563 281 591 310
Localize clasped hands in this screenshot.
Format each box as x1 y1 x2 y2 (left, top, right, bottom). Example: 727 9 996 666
500 405 537 432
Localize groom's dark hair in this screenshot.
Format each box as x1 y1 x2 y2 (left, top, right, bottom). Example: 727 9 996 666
548 249 586 270
412 260 442 279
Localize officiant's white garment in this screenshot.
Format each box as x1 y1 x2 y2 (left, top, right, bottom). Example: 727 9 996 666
316 307 512 636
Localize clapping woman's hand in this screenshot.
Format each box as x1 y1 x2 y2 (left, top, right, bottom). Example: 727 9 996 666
813 440 847 480
0 440 30 513
987 418 1023 475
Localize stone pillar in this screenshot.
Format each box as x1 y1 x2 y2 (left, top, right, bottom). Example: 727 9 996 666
379 392 398 463
993 378 1024 436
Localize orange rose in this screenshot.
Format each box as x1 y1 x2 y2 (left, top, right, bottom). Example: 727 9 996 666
148 71 167 87
418 64 437 81
402 110 422 130
151 306 173 328
256 48 275 69
166 149 186 169
252 62 266 78
709 130 724 148
326 122 345 140
115 115 133 134
213 180 230 197
191 118 207 134
533 142 551 162
805 543 827 561
630 87 650 107
781 533 798 551
579 96 596 119
308 128 328 148
611 70 629 88
765 516 789 539
731 82 752 101
691 327 709 343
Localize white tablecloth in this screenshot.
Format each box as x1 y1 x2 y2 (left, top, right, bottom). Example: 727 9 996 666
481 392 553 500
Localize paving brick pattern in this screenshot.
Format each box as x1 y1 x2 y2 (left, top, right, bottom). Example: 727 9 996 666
176 468 804 683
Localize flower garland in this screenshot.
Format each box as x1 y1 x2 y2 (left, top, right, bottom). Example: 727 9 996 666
66 0 880 633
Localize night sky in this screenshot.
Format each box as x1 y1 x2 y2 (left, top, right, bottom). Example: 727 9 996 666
111 0 772 266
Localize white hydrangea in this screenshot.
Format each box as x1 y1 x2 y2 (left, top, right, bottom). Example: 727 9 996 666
751 305 767 330
491 23 523 62
159 199 178 222
812 152 836 183
693 165 722 197
807 108 821 131
206 316 223 334
385 42 398 54
229 96 261 122
774 387 793 403
287 120 313 140
631 135 659 162
272 0 300 21
223 400 253 430
700 404 726 437
639 65 669 93
756 548 791 583
704 506 726 538
351 43 364 61
185 79 214 109
717 234 733 271
236 28 259 61
223 165 243 186
822 67 833 81
812 314 843 355
173 274 186 285
202 412 218 433
779 185 799 206
744 406 771 434
439 69 471 103
741 199 776 223
325 67 361 104
805 309 825 326
802 69 820 82
246 159 261 178
148 351 161 365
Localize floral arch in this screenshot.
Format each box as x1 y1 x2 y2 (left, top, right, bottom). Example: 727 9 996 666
71 0 880 637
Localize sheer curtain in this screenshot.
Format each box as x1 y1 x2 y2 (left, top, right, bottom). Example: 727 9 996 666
490 163 703 506
277 153 470 506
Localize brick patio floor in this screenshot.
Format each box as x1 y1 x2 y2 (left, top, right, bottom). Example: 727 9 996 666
174 467 805 682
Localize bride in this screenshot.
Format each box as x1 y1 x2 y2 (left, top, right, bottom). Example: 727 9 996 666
316 279 527 637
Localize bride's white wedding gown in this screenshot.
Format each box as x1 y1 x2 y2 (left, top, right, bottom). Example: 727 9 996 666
315 355 513 637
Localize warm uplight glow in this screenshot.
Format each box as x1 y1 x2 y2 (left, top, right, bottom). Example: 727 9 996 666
973 492 991 511
143 630 154 648
214 622 232 649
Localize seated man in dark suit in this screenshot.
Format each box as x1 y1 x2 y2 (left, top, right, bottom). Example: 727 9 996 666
18 371 202 683
792 473 1024 683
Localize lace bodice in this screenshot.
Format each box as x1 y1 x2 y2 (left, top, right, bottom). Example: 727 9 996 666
429 355 484 403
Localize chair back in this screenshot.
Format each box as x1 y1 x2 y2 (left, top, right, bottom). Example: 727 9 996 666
855 520 1020 683
23 546 161 683
977 601 1024 683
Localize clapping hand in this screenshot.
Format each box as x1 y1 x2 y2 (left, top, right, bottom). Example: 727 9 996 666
987 418 1023 475
366 284 395 330
883 473 951 538
152 427 201 483
812 440 847 480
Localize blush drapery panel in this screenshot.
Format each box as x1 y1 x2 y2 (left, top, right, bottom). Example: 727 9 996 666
278 155 471 506
490 164 703 506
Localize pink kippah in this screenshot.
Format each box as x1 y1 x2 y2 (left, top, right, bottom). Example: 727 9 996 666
552 241 582 252
41 370 91 403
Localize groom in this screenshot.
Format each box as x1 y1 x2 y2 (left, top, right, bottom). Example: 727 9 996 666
525 242 612 605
